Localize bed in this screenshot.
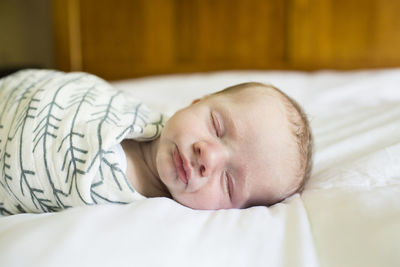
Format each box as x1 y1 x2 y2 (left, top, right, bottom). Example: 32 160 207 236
2 0 400 266
1 68 399 267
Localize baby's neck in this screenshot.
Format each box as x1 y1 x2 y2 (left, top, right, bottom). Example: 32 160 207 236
121 139 170 198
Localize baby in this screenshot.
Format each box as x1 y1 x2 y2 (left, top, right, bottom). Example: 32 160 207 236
122 82 313 209
0 70 312 214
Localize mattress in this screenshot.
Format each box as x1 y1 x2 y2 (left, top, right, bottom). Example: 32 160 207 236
1 69 399 267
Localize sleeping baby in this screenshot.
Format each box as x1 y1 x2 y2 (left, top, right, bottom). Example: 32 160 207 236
0 69 312 214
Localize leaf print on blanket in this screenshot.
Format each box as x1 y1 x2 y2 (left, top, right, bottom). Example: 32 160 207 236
86 91 134 204
1 72 60 213
0 70 165 214
57 86 97 205
32 75 86 211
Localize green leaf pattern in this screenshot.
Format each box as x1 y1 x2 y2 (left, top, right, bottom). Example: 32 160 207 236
0 70 165 215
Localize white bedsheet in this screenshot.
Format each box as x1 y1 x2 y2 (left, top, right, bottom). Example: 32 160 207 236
1 69 399 267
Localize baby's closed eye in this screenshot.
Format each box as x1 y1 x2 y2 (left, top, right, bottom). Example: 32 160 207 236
223 170 233 200
211 111 223 137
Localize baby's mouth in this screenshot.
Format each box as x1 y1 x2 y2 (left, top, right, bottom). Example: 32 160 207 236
173 146 188 185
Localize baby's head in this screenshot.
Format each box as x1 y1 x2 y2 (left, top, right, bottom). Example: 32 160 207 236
156 82 313 209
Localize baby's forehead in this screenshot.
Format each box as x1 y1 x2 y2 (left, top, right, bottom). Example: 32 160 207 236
217 85 285 107
207 84 306 207
217 87 299 205
224 88 287 116
209 88 290 139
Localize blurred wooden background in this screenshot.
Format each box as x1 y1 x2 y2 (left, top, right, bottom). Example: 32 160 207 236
52 0 400 80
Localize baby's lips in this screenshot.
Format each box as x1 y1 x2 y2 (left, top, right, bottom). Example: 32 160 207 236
180 152 193 183
173 146 188 185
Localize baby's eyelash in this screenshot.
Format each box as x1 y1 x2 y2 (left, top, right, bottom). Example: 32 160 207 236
224 171 232 200
211 112 221 137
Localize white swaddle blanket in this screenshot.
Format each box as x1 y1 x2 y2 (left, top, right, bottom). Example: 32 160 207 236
0 70 166 215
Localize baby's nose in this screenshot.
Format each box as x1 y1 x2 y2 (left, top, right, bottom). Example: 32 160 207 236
192 140 227 177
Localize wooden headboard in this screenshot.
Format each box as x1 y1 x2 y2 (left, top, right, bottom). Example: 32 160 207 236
52 0 400 80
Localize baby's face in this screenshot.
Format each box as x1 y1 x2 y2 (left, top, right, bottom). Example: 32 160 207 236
155 88 297 209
